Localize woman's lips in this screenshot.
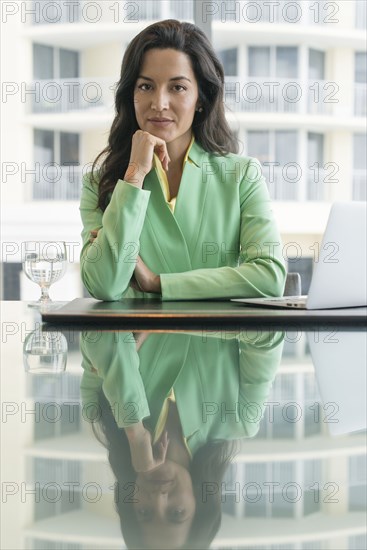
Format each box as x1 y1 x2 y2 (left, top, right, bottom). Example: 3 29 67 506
148 119 173 127
148 479 174 485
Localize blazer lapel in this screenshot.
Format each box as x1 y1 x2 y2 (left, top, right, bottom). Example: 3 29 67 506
142 168 192 272
141 141 209 272
174 141 210 256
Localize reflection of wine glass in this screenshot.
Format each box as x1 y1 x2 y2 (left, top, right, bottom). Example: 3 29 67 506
23 330 68 374
22 241 67 306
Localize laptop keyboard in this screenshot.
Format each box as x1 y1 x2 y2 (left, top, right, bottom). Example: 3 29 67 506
268 296 306 301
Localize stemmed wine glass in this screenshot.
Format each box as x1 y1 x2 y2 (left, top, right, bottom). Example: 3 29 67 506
22 241 67 307
23 329 68 375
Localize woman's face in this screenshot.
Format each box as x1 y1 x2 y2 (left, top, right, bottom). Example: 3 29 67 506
133 460 196 549
133 48 200 155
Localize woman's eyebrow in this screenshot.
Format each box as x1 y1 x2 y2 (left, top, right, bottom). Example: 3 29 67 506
137 75 192 83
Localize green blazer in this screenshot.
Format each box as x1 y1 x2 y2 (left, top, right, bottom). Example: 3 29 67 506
80 331 284 456
79 141 286 301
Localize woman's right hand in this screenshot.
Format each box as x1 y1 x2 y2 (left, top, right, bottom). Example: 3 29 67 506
126 425 169 473
124 130 170 188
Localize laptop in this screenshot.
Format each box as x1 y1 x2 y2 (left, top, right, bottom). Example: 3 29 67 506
232 202 367 310
307 331 367 435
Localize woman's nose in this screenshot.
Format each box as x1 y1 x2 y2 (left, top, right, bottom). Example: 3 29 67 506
149 487 168 501
151 89 169 111
148 483 171 496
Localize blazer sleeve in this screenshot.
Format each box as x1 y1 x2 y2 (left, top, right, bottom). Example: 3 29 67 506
79 173 151 301
237 331 284 437
160 159 286 300
80 331 150 428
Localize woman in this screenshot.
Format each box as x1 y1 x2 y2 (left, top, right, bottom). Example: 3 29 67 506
80 19 286 301
80 329 284 548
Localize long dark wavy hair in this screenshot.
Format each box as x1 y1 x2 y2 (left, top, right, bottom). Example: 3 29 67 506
92 389 238 549
91 19 238 211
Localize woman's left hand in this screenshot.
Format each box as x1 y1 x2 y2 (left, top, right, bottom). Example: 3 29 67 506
134 256 161 294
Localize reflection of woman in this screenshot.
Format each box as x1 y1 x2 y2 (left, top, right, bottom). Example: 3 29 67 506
80 330 284 548
80 19 285 301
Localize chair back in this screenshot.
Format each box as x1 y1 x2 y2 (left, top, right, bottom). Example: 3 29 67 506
284 273 301 296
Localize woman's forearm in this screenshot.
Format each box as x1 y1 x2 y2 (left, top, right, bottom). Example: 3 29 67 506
80 175 151 300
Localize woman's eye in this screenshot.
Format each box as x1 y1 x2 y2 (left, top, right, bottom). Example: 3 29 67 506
173 85 186 92
169 508 185 520
138 83 151 91
137 508 152 520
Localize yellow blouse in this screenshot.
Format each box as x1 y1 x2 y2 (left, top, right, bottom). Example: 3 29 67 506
153 387 192 458
151 135 197 457
153 135 196 213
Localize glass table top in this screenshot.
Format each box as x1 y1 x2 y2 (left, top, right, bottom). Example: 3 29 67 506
1 302 366 550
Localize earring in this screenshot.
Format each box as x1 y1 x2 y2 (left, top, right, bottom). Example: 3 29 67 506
196 106 203 112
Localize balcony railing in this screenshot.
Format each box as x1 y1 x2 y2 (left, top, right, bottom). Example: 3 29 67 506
32 166 83 200
26 76 352 117
31 0 194 25
30 0 344 26
32 0 82 24
225 77 333 115
27 78 114 114
353 170 367 201
212 0 330 25
262 166 331 201
27 373 82 401
307 173 327 201
32 458 81 486
134 0 194 20
267 166 300 201
29 162 341 202
29 0 367 28
355 84 367 117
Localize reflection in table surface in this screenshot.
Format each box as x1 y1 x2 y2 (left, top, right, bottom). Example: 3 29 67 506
1 302 366 550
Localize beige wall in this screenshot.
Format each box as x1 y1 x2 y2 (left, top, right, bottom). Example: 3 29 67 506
82 42 123 78
82 129 110 167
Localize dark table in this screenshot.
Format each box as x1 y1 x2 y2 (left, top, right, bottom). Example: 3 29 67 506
2 301 366 550
41 298 367 330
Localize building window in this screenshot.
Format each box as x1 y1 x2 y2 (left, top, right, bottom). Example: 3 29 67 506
1 263 22 300
34 403 81 440
353 134 367 200
27 373 82 403
355 0 367 30
34 129 54 164
246 46 299 113
247 130 299 200
355 52 367 117
309 49 325 80
349 535 367 550
276 46 298 78
349 455 367 511
33 44 79 79
33 130 81 200
33 44 54 79
248 46 271 77
308 49 330 115
247 130 270 165
32 44 80 114
32 458 81 520
248 46 299 78
307 133 325 200
217 48 238 76
59 48 79 78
